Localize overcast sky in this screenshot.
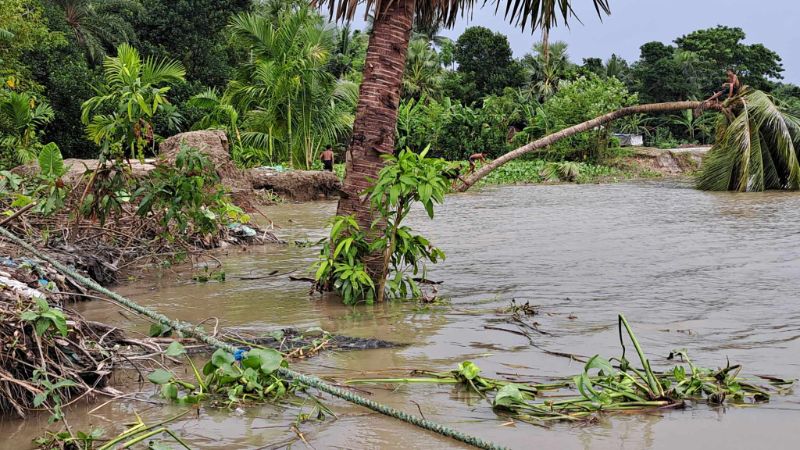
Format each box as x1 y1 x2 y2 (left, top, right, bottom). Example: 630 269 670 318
352 0 799 84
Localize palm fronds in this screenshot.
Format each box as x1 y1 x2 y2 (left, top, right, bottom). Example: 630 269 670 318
697 88 800 191
192 7 355 169
316 0 610 33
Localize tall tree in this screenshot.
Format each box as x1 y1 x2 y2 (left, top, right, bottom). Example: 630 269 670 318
51 0 142 65
134 0 251 87
316 0 611 284
454 26 524 103
697 88 800 191
402 38 441 100
223 8 357 168
675 26 783 91
522 40 572 100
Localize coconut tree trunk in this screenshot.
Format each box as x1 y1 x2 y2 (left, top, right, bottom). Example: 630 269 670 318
456 101 723 191
336 0 416 286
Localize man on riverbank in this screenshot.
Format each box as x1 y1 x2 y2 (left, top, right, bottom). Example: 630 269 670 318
320 145 335 172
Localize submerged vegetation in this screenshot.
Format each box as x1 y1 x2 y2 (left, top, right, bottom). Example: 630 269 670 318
347 315 793 424
314 149 447 304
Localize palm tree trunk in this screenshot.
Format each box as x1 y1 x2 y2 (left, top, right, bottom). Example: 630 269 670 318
456 101 723 191
541 26 550 63
336 0 416 286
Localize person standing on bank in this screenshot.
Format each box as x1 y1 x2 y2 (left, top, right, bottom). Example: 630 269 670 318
320 145 335 172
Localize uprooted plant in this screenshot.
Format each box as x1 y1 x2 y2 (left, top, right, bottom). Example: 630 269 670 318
314 148 447 305
346 314 793 424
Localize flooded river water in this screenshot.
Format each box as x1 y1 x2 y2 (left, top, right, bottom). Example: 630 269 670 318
3 181 799 449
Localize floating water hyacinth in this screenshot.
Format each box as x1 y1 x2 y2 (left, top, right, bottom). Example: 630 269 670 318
347 314 793 425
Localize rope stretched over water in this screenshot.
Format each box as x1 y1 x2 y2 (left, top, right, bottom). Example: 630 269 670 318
0 227 508 450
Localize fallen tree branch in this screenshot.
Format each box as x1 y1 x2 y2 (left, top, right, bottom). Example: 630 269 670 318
456 101 724 191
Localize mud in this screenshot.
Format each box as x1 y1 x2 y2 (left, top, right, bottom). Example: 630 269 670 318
250 168 342 201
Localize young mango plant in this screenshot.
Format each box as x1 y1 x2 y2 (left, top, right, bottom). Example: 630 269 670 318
134 143 250 241
314 148 447 305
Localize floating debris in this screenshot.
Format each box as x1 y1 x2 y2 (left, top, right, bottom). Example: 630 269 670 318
345 315 793 425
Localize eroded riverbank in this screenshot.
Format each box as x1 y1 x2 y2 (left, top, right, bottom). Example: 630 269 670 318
2 181 799 449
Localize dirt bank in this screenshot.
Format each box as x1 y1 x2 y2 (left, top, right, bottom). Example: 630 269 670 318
626 146 709 176
250 168 342 201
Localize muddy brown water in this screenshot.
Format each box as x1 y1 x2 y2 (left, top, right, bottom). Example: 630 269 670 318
2 181 799 449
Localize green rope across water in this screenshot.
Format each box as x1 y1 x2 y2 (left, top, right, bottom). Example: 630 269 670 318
0 226 509 450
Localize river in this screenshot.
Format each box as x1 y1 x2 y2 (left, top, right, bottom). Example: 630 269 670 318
2 181 799 449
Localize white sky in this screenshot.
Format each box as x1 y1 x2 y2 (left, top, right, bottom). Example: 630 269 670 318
351 0 799 84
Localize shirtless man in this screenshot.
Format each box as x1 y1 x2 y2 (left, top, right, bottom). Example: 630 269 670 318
468 152 487 173
706 69 741 104
320 145 335 172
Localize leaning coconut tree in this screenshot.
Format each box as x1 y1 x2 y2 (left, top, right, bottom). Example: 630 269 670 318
318 0 612 282
696 88 800 191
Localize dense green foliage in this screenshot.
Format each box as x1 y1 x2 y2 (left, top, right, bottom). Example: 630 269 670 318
191 7 357 168
81 43 185 161
135 143 249 237
1 0 798 179
453 26 524 104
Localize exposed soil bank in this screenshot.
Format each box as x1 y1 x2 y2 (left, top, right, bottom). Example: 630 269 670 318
250 168 341 201
625 146 709 176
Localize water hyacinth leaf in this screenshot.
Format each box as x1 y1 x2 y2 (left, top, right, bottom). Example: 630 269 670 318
242 348 283 374
457 361 481 380
584 355 616 376
161 383 179 400
165 341 186 357
148 369 174 385
211 349 235 367
493 384 528 409
149 323 172 337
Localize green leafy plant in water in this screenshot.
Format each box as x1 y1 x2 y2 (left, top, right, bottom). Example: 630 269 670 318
346 314 792 424
314 148 447 305
192 265 226 283
147 343 292 407
30 369 77 423
35 427 105 449
314 214 376 305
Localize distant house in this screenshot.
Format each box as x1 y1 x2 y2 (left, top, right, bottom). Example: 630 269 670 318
612 133 644 147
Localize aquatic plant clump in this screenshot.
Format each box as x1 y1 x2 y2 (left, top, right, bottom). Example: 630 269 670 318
147 343 301 407
347 315 793 425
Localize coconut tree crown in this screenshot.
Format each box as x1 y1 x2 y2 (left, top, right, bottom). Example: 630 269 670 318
316 0 610 31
